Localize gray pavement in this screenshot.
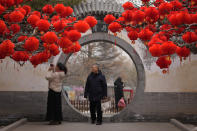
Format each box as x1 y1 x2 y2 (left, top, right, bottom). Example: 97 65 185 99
13 122 181 131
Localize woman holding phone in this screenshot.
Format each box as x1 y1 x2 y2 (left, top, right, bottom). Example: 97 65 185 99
45 63 67 125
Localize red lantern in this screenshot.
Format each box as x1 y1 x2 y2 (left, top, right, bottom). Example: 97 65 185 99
42 4 54 14
49 44 59 56
67 30 81 42
122 10 133 22
58 37 73 48
158 2 173 16
22 5 31 15
149 44 162 57
0 5 5 15
132 10 145 24
160 41 177 55
15 7 26 16
27 15 40 28
182 32 197 43
104 14 116 24
31 11 41 18
122 2 134 10
36 19 50 32
9 10 24 23
0 0 14 7
12 51 29 61
70 42 81 53
53 20 67 32
145 7 159 23
0 40 15 56
170 0 183 10
108 22 122 33
10 24 20 34
84 16 97 28
128 30 138 43
54 4 65 14
138 29 153 41
17 35 27 42
74 20 90 33
60 6 73 17
176 46 190 60
42 32 58 44
24 37 39 52
156 56 172 69
0 20 6 34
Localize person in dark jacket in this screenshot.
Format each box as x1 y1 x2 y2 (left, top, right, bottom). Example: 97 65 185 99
84 64 107 125
114 77 124 111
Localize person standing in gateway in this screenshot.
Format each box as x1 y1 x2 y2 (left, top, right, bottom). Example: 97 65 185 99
84 64 107 125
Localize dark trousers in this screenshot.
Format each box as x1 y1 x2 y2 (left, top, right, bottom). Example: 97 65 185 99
46 89 63 121
89 100 102 122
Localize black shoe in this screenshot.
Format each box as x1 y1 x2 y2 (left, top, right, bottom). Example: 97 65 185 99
96 121 102 125
91 120 95 124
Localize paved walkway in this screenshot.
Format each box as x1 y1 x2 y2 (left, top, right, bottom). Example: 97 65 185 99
13 122 180 131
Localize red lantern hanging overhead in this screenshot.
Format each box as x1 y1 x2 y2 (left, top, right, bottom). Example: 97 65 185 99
9 10 24 23
128 30 138 44
156 56 172 69
10 24 20 34
182 32 197 43
0 40 15 57
42 32 58 44
24 37 39 52
12 51 29 62
149 44 163 57
145 7 159 23
53 20 67 32
122 10 133 22
0 5 5 15
160 41 177 55
36 19 50 32
122 1 134 10
132 10 145 24
0 20 7 34
108 22 122 33
27 15 40 28
42 4 54 14
70 42 81 53
49 44 59 56
54 4 65 14
74 20 90 33
67 30 81 42
31 11 41 18
22 5 31 15
158 2 173 16
84 16 97 28
176 46 190 61
17 35 27 42
138 28 153 41
60 6 73 17
104 14 116 24
58 37 73 49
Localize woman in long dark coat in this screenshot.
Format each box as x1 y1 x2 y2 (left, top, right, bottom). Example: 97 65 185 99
45 63 67 125
114 77 124 111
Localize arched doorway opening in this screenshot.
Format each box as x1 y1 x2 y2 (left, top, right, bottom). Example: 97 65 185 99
58 32 145 118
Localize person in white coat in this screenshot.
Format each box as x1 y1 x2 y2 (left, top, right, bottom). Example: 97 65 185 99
45 63 67 125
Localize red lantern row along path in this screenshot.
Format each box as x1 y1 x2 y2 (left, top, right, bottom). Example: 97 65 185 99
0 0 97 67
104 0 197 73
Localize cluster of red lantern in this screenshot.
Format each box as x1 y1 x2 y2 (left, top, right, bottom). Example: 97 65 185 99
0 1 98 67
104 0 196 72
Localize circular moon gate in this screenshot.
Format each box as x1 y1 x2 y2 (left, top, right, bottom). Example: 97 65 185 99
57 32 145 121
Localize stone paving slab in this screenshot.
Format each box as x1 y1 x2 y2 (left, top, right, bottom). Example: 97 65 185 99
13 122 180 131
